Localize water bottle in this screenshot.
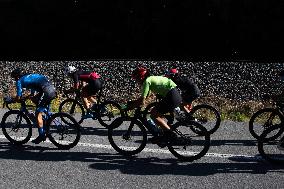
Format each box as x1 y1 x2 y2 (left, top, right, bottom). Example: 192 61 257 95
147 119 160 136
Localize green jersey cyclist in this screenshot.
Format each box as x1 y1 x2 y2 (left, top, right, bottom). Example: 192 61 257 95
128 67 183 144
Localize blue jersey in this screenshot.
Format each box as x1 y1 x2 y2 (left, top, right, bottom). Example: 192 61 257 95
16 74 50 97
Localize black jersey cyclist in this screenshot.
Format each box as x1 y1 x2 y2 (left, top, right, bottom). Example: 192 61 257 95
128 67 183 143
9 68 57 144
165 68 201 113
64 65 103 119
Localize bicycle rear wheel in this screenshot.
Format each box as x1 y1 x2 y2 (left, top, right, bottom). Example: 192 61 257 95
108 117 147 156
46 112 81 149
1 110 32 145
97 101 123 128
168 121 210 161
58 99 85 124
190 104 221 134
249 108 283 140
258 125 284 164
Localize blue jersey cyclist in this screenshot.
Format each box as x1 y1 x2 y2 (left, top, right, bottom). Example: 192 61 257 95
128 67 183 144
10 68 57 144
64 66 103 119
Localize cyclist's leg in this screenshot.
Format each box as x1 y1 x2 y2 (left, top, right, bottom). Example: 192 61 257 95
181 92 200 113
150 88 182 143
32 93 48 144
32 86 56 144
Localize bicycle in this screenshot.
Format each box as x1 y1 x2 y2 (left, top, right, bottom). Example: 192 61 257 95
108 104 211 162
1 97 81 149
58 86 123 128
258 124 284 164
249 100 284 140
143 100 221 135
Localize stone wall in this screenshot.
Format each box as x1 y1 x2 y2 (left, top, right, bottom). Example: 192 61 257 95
0 61 283 103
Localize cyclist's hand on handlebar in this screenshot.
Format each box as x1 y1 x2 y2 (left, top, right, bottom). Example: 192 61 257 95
3 96 14 104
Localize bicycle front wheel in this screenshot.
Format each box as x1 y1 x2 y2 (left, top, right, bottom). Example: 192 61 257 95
190 104 221 134
46 112 81 150
108 117 147 156
97 101 123 128
58 99 85 124
168 121 210 161
249 108 283 140
258 124 284 164
1 110 32 145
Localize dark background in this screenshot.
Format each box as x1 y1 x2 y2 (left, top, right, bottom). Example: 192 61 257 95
0 0 283 60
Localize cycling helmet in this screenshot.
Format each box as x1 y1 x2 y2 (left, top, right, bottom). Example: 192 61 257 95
165 68 178 77
11 68 23 79
131 67 148 81
64 65 76 75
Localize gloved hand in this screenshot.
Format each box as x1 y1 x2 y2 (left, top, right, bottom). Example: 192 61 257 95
4 96 14 104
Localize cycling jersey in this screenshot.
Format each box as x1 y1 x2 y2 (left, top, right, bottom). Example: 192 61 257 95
70 70 100 85
16 74 51 97
142 76 177 98
16 74 56 112
170 75 200 103
70 70 103 95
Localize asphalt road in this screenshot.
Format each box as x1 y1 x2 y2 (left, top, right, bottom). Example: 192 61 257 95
0 108 283 189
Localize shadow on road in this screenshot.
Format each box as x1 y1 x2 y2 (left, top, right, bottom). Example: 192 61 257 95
0 141 283 176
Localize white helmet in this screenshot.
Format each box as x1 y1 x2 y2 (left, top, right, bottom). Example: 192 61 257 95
64 66 76 74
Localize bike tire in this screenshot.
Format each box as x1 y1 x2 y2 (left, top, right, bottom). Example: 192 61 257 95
46 112 81 150
190 104 221 134
58 99 85 124
97 101 123 128
258 124 284 164
168 121 210 161
249 108 283 140
108 117 147 156
1 110 32 145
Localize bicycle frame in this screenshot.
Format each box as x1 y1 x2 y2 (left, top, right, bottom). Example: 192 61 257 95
17 100 52 126
266 102 284 126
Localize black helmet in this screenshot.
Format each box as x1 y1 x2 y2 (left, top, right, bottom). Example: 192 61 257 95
11 68 23 79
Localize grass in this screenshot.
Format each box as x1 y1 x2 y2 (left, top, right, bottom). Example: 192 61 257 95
0 94 272 122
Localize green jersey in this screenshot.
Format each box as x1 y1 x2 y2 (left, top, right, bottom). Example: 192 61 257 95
141 76 177 98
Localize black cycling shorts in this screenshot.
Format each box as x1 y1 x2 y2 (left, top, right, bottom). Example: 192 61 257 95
37 84 57 112
82 79 103 96
155 88 182 114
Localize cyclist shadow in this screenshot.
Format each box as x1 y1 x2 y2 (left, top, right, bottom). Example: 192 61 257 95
80 126 108 137
210 139 258 147
89 153 284 176
0 142 283 176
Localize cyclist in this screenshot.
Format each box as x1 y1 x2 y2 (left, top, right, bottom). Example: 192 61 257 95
64 65 103 119
165 68 200 113
9 68 57 144
128 67 182 144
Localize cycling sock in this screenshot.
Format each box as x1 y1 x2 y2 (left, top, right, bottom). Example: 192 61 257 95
38 127 45 136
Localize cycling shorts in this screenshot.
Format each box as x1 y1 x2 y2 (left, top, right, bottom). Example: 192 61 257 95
36 84 57 113
155 88 182 114
82 79 103 96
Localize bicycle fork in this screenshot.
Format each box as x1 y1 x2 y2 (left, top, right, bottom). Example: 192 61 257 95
12 114 23 132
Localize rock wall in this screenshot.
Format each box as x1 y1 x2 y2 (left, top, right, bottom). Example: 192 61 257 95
0 61 283 103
